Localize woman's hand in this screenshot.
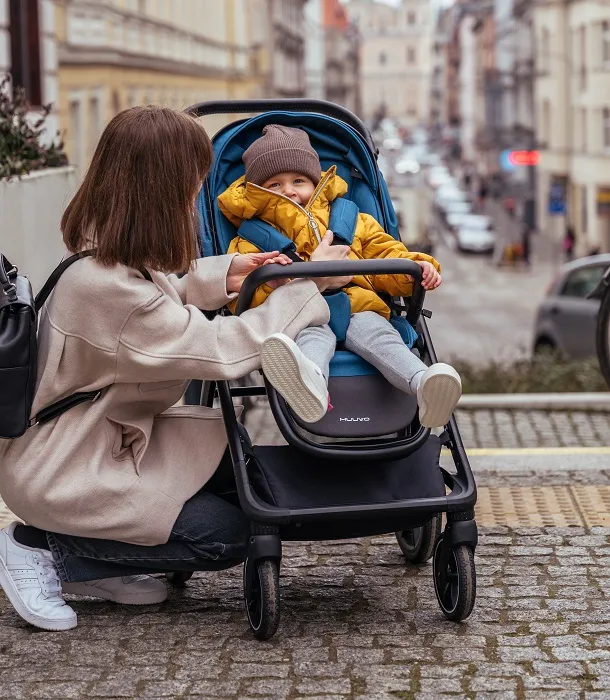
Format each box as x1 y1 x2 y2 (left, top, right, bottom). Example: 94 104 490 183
415 260 441 290
309 231 353 292
226 252 293 294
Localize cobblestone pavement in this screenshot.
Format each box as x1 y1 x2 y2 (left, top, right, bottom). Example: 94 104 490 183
2 408 610 698
2 518 610 699
244 403 610 450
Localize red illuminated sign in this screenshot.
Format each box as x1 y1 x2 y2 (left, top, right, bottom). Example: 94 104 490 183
508 150 540 167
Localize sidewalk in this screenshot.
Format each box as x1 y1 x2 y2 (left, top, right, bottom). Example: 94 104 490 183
1 404 610 699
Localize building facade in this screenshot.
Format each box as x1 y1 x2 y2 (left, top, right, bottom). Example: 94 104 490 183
534 0 610 253
304 0 325 100
345 0 433 127
249 0 307 99
54 0 259 176
323 0 360 114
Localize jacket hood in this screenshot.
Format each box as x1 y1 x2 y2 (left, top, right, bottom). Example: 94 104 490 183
217 166 348 230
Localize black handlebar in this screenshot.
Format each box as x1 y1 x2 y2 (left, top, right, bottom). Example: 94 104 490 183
185 99 377 152
235 259 425 325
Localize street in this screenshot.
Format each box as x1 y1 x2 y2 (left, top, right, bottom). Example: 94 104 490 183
424 223 557 365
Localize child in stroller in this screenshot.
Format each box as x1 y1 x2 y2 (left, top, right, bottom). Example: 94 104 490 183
218 124 462 428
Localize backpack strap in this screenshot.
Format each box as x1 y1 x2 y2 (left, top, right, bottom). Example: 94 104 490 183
35 250 95 312
35 250 152 312
30 250 153 427
237 219 302 262
328 198 359 245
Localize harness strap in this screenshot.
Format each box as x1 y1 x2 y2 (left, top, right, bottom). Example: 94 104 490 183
328 198 359 245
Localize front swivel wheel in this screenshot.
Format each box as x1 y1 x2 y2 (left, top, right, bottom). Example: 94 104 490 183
433 538 476 622
243 558 280 640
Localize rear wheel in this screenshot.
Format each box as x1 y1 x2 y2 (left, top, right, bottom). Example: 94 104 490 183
244 558 280 640
396 515 441 565
433 538 476 622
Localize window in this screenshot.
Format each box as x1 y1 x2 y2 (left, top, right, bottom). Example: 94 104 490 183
542 99 551 147
561 266 605 298
580 25 587 91
69 99 83 174
581 186 588 236
8 0 41 105
603 21 610 66
604 107 610 149
541 28 550 73
379 51 387 65
88 96 101 154
407 47 416 64
407 11 416 25
581 108 587 151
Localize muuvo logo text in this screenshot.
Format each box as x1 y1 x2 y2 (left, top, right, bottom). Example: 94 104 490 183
339 417 371 422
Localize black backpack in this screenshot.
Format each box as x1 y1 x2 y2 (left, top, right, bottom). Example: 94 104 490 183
0 250 151 439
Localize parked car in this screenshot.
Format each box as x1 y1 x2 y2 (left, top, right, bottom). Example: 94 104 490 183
395 155 420 174
448 213 493 235
533 254 610 359
455 224 495 254
435 185 468 209
438 199 471 223
427 166 452 189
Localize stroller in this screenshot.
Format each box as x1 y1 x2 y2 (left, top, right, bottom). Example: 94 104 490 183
179 99 478 640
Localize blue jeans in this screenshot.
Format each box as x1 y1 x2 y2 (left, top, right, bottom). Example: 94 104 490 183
46 452 250 583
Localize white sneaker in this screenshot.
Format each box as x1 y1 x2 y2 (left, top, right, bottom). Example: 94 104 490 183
0 522 77 631
63 575 168 605
417 363 462 428
261 333 329 423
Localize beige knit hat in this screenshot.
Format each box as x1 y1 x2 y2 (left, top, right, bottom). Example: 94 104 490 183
243 124 322 186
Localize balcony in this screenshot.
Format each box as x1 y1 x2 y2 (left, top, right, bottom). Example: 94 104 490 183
61 3 247 78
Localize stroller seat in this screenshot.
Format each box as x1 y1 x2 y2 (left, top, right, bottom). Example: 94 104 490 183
290 350 418 438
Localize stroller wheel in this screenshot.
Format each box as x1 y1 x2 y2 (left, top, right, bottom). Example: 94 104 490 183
433 538 476 622
166 571 194 587
396 515 441 564
244 558 280 640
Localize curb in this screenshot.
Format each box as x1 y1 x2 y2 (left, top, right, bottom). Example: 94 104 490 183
458 392 610 411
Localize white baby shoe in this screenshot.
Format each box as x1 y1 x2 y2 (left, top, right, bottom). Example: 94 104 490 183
261 333 329 423
416 363 462 428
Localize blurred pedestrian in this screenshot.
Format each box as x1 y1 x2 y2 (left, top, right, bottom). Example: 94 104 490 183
521 225 531 267
563 225 576 262
477 180 488 212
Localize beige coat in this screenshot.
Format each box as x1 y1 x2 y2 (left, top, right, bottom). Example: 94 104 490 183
0 254 329 545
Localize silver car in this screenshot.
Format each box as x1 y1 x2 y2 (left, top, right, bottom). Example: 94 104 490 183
533 254 610 358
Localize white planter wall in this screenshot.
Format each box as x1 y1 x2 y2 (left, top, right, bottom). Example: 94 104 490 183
0 166 77 293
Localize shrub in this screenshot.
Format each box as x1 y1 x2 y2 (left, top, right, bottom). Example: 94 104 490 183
0 75 68 180
453 353 608 394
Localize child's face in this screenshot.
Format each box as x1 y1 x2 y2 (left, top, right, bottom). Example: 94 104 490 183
261 172 315 206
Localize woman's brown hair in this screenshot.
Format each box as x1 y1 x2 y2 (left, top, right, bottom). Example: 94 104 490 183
62 106 213 273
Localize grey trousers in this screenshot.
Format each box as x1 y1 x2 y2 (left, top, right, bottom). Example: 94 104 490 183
295 311 427 394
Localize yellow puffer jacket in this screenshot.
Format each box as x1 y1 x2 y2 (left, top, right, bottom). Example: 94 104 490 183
219 166 441 319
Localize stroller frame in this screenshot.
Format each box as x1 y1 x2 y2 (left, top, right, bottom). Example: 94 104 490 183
179 99 478 639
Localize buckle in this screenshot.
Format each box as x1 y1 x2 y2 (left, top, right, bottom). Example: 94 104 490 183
91 390 102 403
